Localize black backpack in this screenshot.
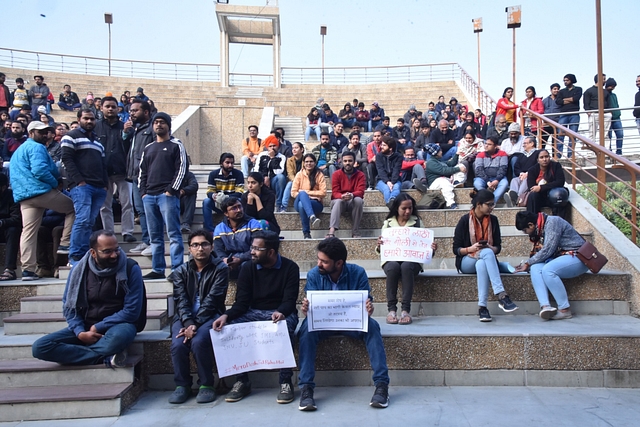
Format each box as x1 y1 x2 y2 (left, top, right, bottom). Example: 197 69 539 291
126 258 147 333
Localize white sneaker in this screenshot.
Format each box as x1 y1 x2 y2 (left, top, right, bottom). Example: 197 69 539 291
141 246 153 256
129 242 149 254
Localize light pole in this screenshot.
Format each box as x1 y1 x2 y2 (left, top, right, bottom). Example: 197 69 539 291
104 13 113 76
320 26 327 84
472 18 483 110
506 6 521 97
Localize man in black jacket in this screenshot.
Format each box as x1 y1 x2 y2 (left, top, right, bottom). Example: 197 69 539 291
179 171 199 233
375 136 403 208
167 229 229 404
213 230 300 405
96 96 135 243
0 173 21 280
635 75 640 136
583 74 610 144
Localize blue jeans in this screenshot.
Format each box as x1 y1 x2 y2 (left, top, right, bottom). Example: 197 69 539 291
202 197 221 232
270 174 286 207
529 255 588 310
460 249 506 307
171 318 217 387
608 119 624 155
69 184 107 260
557 114 580 158
342 118 356 128
231 308 298 384
376 180 401 204
132 179 149 245
142 193 184 273
473 177 508 204
305 125 322 141
297 317 389 389
294 192 323 233
281 181 293 209
240 156 255 178
57 102 82 111
32 322 137 365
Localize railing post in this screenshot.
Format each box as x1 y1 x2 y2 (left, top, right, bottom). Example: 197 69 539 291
61 55 64 73
10 50 13 68
596 151 606 212
130 62 133 78
632 171 637 245
175 64 177 80
153 63 155 79
196 65 199 81
36 53 40 69
85 58 87 74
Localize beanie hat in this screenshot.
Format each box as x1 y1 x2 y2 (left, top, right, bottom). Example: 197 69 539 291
152 112 172 128
508 122 521 133
564 74 577 84
425 143 441 157
263 134 280 148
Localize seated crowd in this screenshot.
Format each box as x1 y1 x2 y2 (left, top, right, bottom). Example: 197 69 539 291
0 72 593 412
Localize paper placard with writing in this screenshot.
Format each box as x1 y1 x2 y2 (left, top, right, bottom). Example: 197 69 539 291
210 320 296 377
307 290 368 332
380 227 434 264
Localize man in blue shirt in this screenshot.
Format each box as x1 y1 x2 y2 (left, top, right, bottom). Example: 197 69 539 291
297 237 390 411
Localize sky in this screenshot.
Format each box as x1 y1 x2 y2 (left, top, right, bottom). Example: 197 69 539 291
2 0 639 110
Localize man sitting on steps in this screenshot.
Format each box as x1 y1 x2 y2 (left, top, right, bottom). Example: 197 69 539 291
32 230 144 367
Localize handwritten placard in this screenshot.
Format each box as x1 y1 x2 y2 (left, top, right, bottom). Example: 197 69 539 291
380 227 434 264
210 320 296 377
307 290 368 332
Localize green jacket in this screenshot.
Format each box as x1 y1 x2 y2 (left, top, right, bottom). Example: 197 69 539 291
425 155 460 187
608 91 620 120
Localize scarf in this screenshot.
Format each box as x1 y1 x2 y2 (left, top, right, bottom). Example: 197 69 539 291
529 212 547 257
468 209 493 258
63 250 129 317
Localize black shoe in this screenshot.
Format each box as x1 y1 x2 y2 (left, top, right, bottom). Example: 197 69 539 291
298 385 317 411
508 190 518 206
370 382 389 408
498 293 519 312
225 380 251 402
277 382 294 404
142 271 166 280
168 386 192 404
196 386 216 403
386 198 396 210
479 306 492 322
303 232 312 239
123 234 137 243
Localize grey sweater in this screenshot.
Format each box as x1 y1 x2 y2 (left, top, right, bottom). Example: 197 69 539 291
527 215 585 265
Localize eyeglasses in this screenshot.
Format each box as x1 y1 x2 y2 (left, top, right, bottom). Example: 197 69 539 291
250 246 268 252
96 247 120 255
227 205 242 212
189 242 212 249
483 202 495 207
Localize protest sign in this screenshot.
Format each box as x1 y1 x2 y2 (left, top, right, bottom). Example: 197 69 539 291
210 320 296 377
307 290 368 332
380 227 434 264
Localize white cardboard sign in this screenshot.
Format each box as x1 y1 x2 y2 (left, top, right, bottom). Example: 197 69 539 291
210 320 296 377
380 227 434 264
307 290 368 332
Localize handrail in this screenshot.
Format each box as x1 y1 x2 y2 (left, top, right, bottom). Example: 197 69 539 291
519 105 640 244
456 64 496 116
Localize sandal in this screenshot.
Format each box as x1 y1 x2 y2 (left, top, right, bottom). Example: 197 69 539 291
386 311 398 324
0 268 17 281
399 311 413 325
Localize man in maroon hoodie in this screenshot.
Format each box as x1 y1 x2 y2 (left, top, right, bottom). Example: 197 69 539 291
327 151 366 238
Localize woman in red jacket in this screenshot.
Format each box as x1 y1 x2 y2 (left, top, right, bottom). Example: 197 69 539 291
496 87 518 124
520 86 544 135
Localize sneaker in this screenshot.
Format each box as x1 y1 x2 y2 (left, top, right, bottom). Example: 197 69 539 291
298 385 317 411
497 293 519 312
367 187 374 191
21 270 40 281
277 382 294 404
56 245 70 255
108 351 127 368
449 203 459 210
142 271 166 280
478 306 492 322
303 232 312 239
168 386 192 404
123 234 137 243
196 386 216 404
551 309 573 320
412 178 427 193
503 192 514 208
129 242 149 254
539 305 558 320
309 215 321 228
508 190 518 206
370 382 389 408
225 380 251 402
180 224 191 234
278 205 287 213
141 246 153 256
453 180 464 188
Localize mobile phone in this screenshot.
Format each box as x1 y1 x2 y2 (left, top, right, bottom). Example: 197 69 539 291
479 240 488 246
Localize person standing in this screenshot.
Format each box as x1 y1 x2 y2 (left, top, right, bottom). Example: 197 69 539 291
0 173 21 281
167 230 229 404
634 75 640 136
583 74 611 144
138 112 188 279
61 109 108 264
96 96 135 243
555 74 582 158
0 73 10 114
605 78 623 155
29 75 50 120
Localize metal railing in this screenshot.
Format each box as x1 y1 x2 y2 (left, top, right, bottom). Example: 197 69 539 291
456 64 496 117
520 105 640 244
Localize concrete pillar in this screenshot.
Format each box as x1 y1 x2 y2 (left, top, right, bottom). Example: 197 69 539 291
220 29 229 87
274 32 281 88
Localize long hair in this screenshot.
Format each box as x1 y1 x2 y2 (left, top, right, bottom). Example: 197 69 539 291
303 153 320 190
386 193 417 219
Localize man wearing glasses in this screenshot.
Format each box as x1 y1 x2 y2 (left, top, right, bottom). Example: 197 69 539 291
32 230 144 368
213 230 299 405
167 229 229 404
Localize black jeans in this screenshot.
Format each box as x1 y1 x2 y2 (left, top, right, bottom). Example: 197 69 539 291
0 226 20 270
383 261 422 313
